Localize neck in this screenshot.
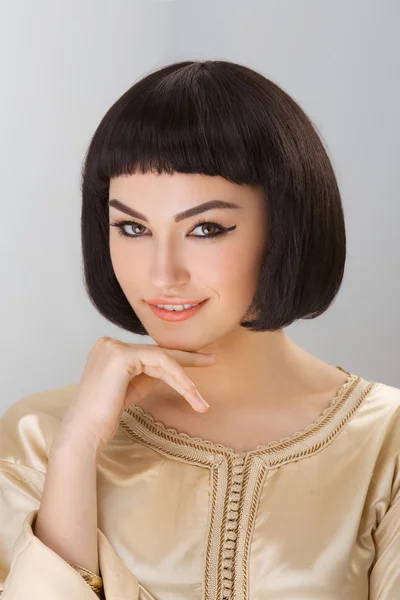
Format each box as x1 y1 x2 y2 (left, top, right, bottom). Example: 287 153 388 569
180 327 332 413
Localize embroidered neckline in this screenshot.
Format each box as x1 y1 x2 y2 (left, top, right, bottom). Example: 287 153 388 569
120 366 376 463
118 366 377 600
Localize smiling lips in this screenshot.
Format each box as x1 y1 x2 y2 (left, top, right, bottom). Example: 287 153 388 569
146 297 206 305
147 299 209 322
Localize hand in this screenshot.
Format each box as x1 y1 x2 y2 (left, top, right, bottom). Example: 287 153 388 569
57 337 218 452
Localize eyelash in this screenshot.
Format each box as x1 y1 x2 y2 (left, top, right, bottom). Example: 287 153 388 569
109 219 236 241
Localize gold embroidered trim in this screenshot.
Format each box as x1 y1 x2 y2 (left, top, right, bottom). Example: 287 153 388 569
123 405 237 454
123 371 356 457
234 457 268 600
118 369 377 600
66 561 104 598
120 369 372 465
259 379 376 466
119 411 217 466
205 466 221 600
220 455 245 599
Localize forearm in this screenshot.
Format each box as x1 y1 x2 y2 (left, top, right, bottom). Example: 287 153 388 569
33 428 100 575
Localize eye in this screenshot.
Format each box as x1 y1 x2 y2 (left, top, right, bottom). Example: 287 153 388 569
109 220 236 240
190 220 236 239
110 221 149 239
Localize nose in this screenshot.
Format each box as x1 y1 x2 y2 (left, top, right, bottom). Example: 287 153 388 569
149 236 190 290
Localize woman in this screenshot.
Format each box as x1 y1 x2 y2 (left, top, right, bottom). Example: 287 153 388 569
0 60 399 599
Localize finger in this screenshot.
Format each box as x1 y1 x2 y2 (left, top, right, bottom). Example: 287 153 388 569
126 347 214 411
156 369 210 413
127 347 217 376
142 352 210 412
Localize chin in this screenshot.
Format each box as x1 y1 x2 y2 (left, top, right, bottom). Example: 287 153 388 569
153 338 204 353
148 330 210 353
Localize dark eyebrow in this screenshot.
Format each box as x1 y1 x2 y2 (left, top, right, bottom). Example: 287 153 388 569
108 199 241 223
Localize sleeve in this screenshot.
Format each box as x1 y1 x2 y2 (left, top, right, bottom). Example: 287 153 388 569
369 452 400 598
64 561 105 599
0 390 157 600
0 461 143 599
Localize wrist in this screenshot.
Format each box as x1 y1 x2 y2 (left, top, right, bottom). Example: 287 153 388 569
52 423 103 458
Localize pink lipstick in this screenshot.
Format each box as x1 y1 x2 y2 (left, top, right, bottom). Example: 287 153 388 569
147 299 209 322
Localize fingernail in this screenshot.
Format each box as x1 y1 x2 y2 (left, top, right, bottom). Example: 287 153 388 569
192 391 210 409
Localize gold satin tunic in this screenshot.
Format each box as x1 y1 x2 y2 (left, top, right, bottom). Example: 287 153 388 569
0 367 399 599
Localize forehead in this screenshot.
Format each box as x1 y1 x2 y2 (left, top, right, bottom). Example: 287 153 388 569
109 172 265 211
110 172 237 197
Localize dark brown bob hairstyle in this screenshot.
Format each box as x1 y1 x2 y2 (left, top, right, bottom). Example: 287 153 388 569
81 59 346 336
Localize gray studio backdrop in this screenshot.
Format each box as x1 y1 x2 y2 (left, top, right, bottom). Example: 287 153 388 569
1 0 399 415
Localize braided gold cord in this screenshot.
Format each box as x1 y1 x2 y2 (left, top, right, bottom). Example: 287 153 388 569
66 561 104 598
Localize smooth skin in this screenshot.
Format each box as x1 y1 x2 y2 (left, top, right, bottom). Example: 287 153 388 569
108 172 349 451
34 171 348 578
34 339 217 575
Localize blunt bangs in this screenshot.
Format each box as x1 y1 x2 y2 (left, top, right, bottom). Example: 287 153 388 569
83 60 282 190
81 59 346 335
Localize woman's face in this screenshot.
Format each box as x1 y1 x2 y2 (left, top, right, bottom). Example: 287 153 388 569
108 171 268 351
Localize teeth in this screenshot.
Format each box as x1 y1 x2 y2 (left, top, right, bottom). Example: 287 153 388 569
155 303 199 311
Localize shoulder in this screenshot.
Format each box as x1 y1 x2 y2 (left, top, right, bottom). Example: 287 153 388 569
364 379 400 513
0 382 79 472
360 378 400 442
364 378 400 419
359 378 400 490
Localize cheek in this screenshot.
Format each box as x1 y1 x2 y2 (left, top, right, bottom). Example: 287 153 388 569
109 242 123 279
109 242 144 291
207 244 263 299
